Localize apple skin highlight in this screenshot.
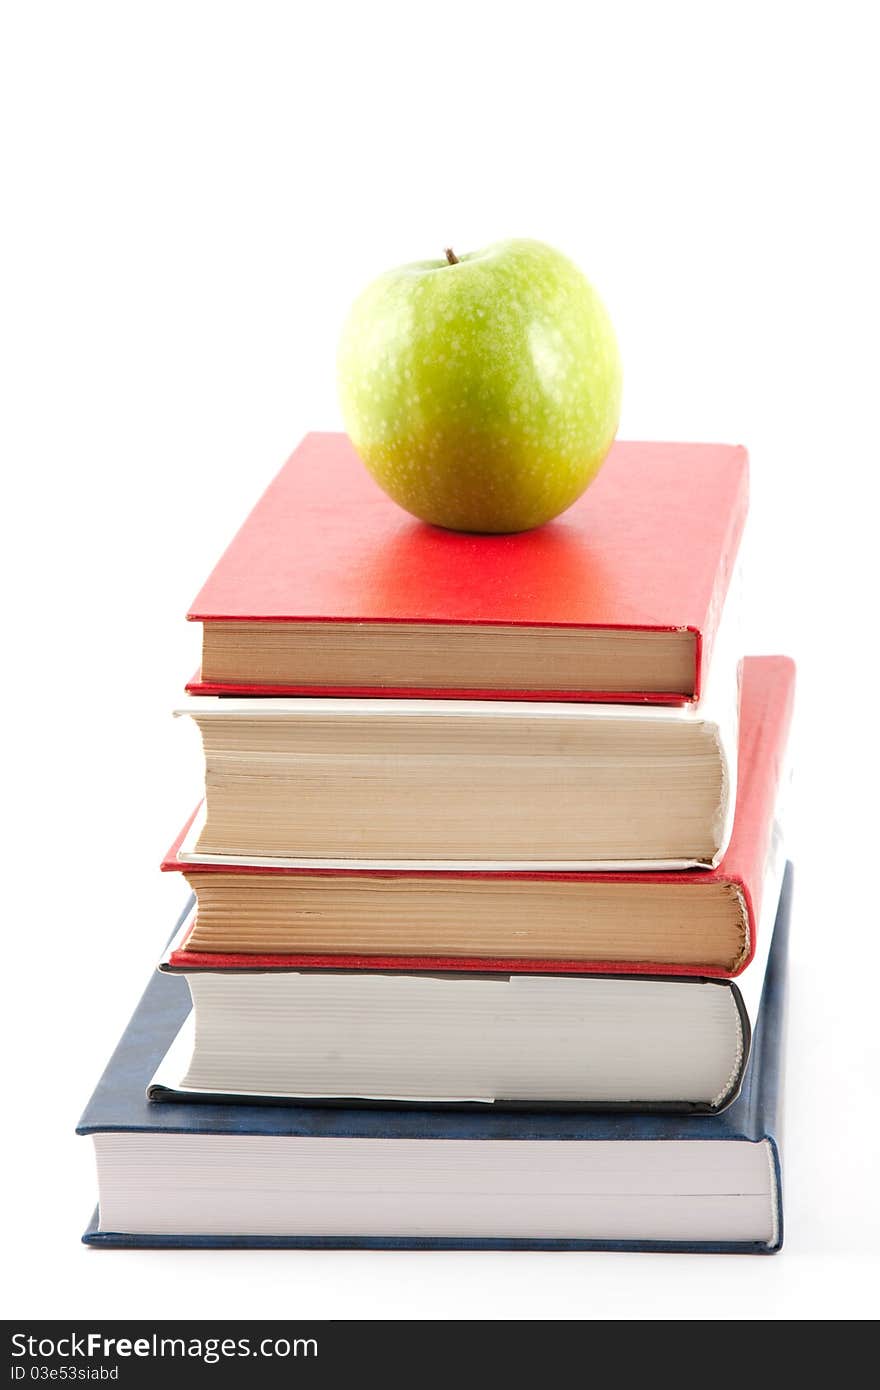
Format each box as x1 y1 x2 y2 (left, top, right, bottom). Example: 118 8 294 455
337 238 623 534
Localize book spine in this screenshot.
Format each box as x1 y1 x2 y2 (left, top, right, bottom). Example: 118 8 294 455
748 863 792 1147
714 657 795 973
695 450 749 699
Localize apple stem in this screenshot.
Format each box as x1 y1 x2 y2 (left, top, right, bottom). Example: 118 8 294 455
444 248 460 265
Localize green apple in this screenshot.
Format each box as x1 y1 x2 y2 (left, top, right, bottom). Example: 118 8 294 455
337 238 622 533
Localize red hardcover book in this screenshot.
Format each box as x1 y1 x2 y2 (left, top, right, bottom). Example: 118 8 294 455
163 656 794 979
186 432 748 703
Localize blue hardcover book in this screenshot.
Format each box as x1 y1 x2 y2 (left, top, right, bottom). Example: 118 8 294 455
78 865 791 1254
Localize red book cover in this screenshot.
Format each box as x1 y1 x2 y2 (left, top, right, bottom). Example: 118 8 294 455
186 432 748 703
164 655 795 979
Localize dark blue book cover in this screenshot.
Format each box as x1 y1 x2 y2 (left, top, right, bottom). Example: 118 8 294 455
78 865 791 1253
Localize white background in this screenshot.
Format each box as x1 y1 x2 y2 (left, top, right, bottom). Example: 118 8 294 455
2 0 878 1320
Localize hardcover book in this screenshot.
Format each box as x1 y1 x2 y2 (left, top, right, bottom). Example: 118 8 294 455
78 866 792 1252
164 656 793 975
186 433 748 704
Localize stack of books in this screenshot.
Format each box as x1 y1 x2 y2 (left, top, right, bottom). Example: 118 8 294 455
78 433 795 1253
